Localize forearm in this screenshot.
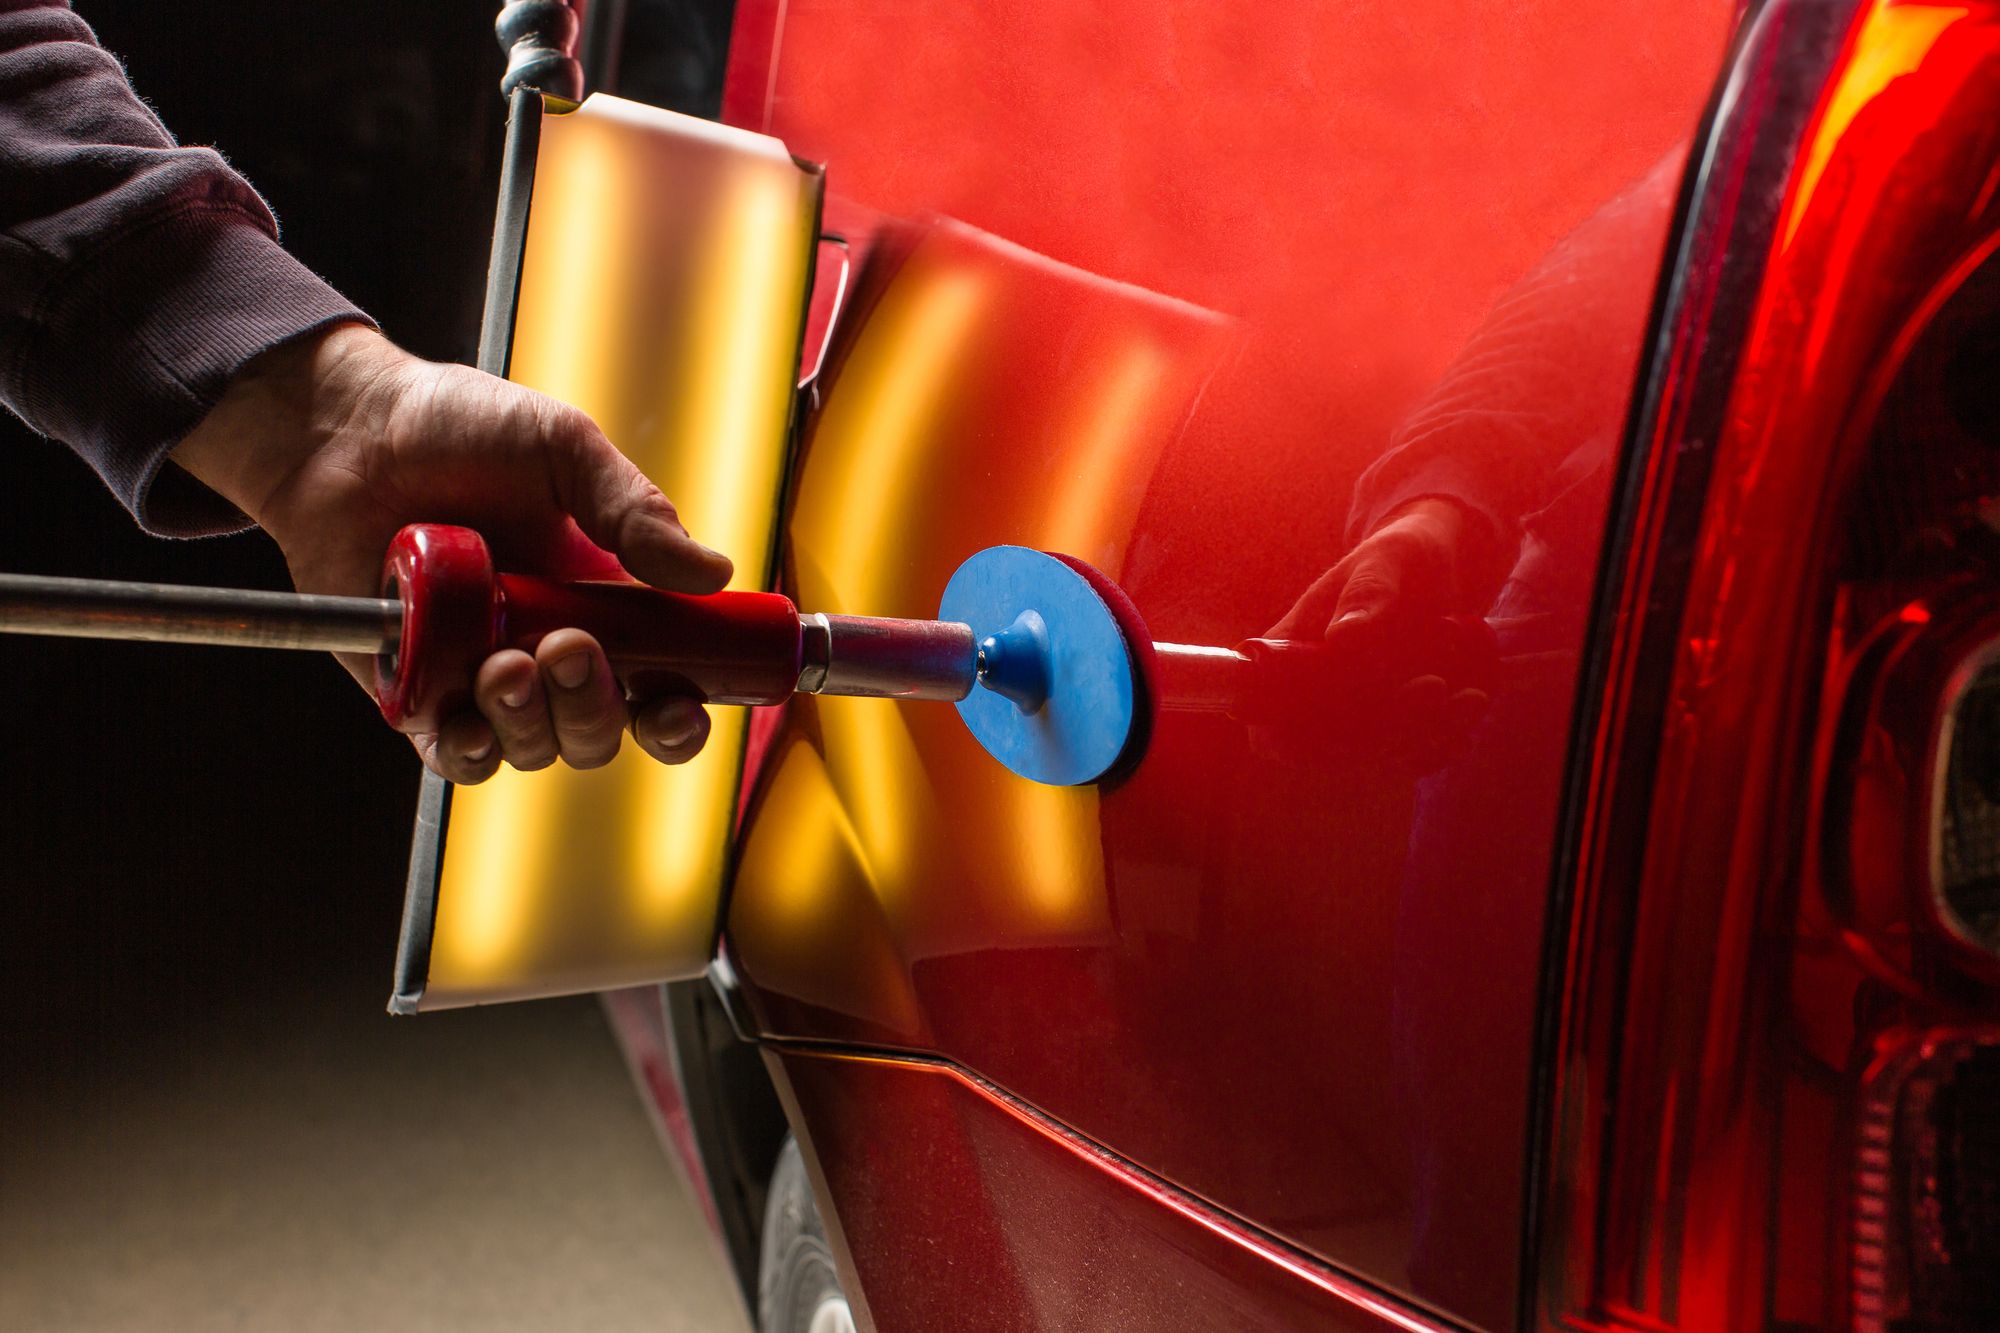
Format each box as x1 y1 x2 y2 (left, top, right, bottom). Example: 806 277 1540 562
0 0 369 535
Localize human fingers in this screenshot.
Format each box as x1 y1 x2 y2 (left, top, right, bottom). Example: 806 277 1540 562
1392 676 1492 773
1446 686 1490 736
1325 544 1405 632
535 628 628 769
632 695 711 765
1266 509 1438 644
1321 497 1475 640
537 403 735 594
474 649 558 771
428 711 504 784
1266 555 1356 640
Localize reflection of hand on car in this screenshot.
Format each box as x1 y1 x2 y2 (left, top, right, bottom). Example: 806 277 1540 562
1268 496 1485 641
1251 497 1493 768
1245 157 1691 774
171 326 736 784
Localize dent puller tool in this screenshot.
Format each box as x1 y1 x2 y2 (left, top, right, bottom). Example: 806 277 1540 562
0 524 1141 786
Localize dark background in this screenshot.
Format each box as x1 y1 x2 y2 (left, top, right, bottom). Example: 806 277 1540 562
0 0 736 1099
0 5 746 1328
0 0 506 1092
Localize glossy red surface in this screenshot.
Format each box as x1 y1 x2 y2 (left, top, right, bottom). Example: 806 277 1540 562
377 522 497 733
493 575 802 706
1534 2 2000 1327
717 3 1741 1327
766 1045 1450 1333
600 986 725 1239
378 522 806 726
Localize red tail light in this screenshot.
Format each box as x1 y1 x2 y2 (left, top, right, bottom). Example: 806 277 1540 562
1852 1029 2000 1329
1532 2 2000 1329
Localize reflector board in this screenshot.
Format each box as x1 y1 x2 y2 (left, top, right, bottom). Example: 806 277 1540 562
392 92 821 1011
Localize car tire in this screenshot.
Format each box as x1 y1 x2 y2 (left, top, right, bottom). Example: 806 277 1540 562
758 1137 854 1333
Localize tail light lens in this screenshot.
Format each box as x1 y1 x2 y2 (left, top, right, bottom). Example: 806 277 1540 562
1533 2 2000 1330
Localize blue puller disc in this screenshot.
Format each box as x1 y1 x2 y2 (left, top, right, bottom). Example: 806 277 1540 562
939 546 1138 787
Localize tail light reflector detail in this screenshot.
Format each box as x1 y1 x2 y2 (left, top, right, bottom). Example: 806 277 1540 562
1934 663 2000 958
1853 1030 2000 1331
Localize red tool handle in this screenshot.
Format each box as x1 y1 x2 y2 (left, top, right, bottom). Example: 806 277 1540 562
373 524 802 734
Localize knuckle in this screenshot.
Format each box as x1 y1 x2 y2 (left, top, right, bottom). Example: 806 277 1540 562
537 394 594 444
483 704 537 744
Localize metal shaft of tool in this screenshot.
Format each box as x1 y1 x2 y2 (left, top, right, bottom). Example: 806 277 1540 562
1151 641 1250 714
0 570 989 699
0 572 402 654
797 612 978 701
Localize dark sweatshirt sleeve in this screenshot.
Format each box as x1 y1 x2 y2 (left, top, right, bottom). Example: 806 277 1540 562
0 1 372 535
1344 153 1685 587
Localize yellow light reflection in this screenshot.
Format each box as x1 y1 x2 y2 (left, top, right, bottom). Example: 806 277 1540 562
730 218 1232 1003
728 733 924 1035
508 125 634 416
675 171 808 566
1007 782 1109 932
626 709 746 935
422 94 821 1008
1781 5 1966 249
790 264 988 613
815 696 931 913
1037 338 1169 562
753 734 872 925
773 252 992 937
428 765 551 977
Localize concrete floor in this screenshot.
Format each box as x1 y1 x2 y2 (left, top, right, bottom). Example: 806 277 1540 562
0 614 754 1332
1 982 751 1333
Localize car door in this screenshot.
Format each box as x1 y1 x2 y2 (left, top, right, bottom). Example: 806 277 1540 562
715 3 1740 1328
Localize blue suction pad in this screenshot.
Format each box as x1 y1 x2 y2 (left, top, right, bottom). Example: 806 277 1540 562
939 546 1137 786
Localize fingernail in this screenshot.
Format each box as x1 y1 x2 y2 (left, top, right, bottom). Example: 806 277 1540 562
550 652 590 689
465 739 493 763
652 713 698 749
501 682 531 709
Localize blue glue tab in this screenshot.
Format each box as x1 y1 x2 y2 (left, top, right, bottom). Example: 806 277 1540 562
939 546 1139 786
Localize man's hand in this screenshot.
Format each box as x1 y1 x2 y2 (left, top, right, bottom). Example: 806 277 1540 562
1259 496 1495 770
1266 496 1480 644
171 324 734 783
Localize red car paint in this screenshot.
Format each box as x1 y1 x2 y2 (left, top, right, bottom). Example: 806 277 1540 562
601 985 728 1241
602 1 2000 1328
770 1047 1452 1332
721 1 1731 1327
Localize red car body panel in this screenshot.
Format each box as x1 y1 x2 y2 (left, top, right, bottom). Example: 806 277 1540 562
766 1046 1451 1332
700 1 1740 1327
601 985 728 1238
591 0 2000 1328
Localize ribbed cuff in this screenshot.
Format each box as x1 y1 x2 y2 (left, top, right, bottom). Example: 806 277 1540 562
1346 453 1508 548
17 202 373 536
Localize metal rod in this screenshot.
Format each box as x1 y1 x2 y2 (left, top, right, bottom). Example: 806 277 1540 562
798 612 978 701
1152 641 1250 714
0 573 402 654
